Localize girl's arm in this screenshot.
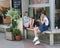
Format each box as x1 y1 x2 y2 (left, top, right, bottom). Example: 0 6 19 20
40 16 46 25
41 19 46 24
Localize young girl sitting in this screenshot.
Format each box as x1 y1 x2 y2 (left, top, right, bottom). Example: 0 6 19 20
23 11 34 29
33 11 49 45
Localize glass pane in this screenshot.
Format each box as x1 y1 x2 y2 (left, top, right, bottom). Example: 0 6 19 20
55 0 60 29
55 0 60 9
29 8 44 20
28 8 33 18
55 11 60 29
29 7 50 19
29 0 49 4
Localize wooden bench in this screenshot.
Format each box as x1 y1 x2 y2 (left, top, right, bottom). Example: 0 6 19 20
24 28 60 45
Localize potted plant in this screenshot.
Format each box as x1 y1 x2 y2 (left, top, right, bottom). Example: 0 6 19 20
12 19 17 28
6 8 20 20
12 28 21 41
6 8 20 27
5 8 21 41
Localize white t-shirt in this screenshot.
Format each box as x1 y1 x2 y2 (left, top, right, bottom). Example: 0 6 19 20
44 16 49 26
41 16 49 26
22 16 30 27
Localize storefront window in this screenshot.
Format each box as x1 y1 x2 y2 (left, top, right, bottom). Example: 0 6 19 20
29 0 49 4
29 8 43 19
29 7 50 20
55 13 60 29
55 0 60 29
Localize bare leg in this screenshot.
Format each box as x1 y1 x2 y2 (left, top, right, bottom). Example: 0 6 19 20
34 27 41 37
33 27 41 45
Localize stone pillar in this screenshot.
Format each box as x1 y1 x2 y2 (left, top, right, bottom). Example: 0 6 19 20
22 0 29 36
49 0 55 31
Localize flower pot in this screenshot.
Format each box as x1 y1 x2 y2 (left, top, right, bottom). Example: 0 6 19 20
15 35 21 41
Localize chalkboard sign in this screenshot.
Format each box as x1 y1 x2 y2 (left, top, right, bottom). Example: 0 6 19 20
12 0 22 17
12 0 21 9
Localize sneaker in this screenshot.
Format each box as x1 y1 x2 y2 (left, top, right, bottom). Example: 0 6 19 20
34 40 40 45
33 37 38 42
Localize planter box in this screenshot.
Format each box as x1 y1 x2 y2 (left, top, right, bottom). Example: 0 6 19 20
5 31 14 40
5 28 14 41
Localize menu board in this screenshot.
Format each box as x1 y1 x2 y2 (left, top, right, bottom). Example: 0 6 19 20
12 0 22 17
12 0 21 9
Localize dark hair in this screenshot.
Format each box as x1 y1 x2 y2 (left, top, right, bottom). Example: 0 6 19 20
41 10 46 15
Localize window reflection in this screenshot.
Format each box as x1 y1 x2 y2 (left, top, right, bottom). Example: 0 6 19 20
29 0 49 4
29 7 49 20
34 0 49 4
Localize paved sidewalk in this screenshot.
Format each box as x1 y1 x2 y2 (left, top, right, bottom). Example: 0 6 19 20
24 40 60 48
0 33 24 48
0 33 60 48
24 40 45 48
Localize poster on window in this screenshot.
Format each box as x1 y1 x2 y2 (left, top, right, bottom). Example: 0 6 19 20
33 0 49 4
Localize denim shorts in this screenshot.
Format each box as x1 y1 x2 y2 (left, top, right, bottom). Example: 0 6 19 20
38 24 48 32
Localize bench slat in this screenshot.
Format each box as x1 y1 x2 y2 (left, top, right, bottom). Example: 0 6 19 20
27 28 60 34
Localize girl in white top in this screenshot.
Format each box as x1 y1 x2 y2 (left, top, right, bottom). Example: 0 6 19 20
33 11 49 45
